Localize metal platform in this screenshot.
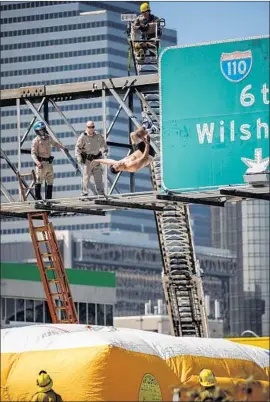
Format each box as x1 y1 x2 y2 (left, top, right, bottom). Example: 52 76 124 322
0 74 159 107
1 185 269 219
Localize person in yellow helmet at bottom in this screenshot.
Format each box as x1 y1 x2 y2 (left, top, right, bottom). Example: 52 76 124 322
31 370 63 402
194 369 233 402
132 2 161 61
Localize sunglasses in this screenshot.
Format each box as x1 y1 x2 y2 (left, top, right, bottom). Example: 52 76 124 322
87 125 95 128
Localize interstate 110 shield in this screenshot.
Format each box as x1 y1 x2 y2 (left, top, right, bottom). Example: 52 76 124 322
160 36 269 193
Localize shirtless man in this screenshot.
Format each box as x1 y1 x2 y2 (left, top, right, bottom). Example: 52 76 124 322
94 127 156 174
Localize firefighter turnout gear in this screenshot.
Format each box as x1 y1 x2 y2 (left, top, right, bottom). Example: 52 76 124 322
194 370 232 402
133 7 160 61
75 124 108 196
194 387 231 402
140 2 150 13
199 369 217 388
31 371 63 402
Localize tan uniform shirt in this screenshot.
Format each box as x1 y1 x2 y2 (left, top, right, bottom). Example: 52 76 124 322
31 136 59 164
75 131 108 159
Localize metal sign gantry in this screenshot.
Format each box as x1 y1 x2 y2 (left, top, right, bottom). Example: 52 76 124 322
1 70 269 338
1 74 160 202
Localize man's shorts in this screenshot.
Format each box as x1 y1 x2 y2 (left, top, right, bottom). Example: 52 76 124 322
135 141 156 157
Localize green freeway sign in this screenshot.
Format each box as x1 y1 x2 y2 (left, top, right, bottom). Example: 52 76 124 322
160 36 269 192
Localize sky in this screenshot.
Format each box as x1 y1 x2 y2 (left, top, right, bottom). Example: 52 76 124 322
150 1 269 44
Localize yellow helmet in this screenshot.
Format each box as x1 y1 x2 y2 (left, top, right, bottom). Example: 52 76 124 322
140 2 150 13
36 370 53 393
199 369 216 388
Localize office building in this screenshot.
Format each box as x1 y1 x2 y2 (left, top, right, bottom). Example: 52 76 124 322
0 1 177 237
212 201 269 336
1 261 116 327
1 230 237 335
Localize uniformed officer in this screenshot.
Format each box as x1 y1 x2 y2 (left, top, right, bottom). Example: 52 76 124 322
75 121 108 196
31 121 66 200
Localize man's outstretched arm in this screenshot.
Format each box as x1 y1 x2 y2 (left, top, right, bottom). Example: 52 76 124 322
93 158 118 166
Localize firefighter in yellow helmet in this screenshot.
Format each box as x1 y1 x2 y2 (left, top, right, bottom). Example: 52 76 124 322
31 371 63 402
194 369 232 402
132 2 161 61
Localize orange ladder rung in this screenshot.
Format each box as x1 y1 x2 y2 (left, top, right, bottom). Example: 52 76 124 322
48 279 60 284
27 211 78 324
33 226 48 232
41 253 53 258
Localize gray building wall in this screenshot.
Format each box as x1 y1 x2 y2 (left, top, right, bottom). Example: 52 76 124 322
211 200 269 336
0 1 177 238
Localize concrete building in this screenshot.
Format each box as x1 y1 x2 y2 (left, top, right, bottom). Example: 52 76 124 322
1 261 116 327
1 230 236 335
0 1 177 237
114 315 224 338
212 201 269 336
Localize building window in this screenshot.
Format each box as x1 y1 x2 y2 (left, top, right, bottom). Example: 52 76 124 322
79 302 87 324
44 301 52 323
6 298 15 321
87 303 96 325
105 304 113 326
26 299 34 322
1 297 5 321
35 300 44 323
1 298 114 326
16 299 25 322
97 304 104 325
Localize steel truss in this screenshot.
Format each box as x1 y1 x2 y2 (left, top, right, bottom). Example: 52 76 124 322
0 74 160 203
1 73 268 205
1 72 268 339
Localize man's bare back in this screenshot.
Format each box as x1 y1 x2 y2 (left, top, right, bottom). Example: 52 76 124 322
94 128 155 174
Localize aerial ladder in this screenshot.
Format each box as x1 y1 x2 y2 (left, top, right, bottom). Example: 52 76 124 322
126 16 208 337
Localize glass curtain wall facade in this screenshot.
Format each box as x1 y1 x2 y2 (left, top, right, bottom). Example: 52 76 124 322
211 201 269 336
0 1 177 237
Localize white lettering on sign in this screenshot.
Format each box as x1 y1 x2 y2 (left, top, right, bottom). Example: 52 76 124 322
195 82 268 146
196 123 214 144
240 84 255 107
261 83 269 105
196 118 268 144
240 124 251 140
257 118 269 139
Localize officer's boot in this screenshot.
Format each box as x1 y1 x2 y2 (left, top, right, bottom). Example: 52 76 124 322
35 183 42 200
45 184 53 200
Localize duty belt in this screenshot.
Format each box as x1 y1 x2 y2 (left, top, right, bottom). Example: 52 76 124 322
82 151 102 162
37 156 54 163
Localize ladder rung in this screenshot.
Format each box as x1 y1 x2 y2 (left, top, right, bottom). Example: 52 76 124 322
19 173 33 177
45 266 55 270
34 226 48 232
51 293 63 297
48 279 59 284
41 253 52 257
59 319 74 323
37 239 49 243
55 306 66 310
